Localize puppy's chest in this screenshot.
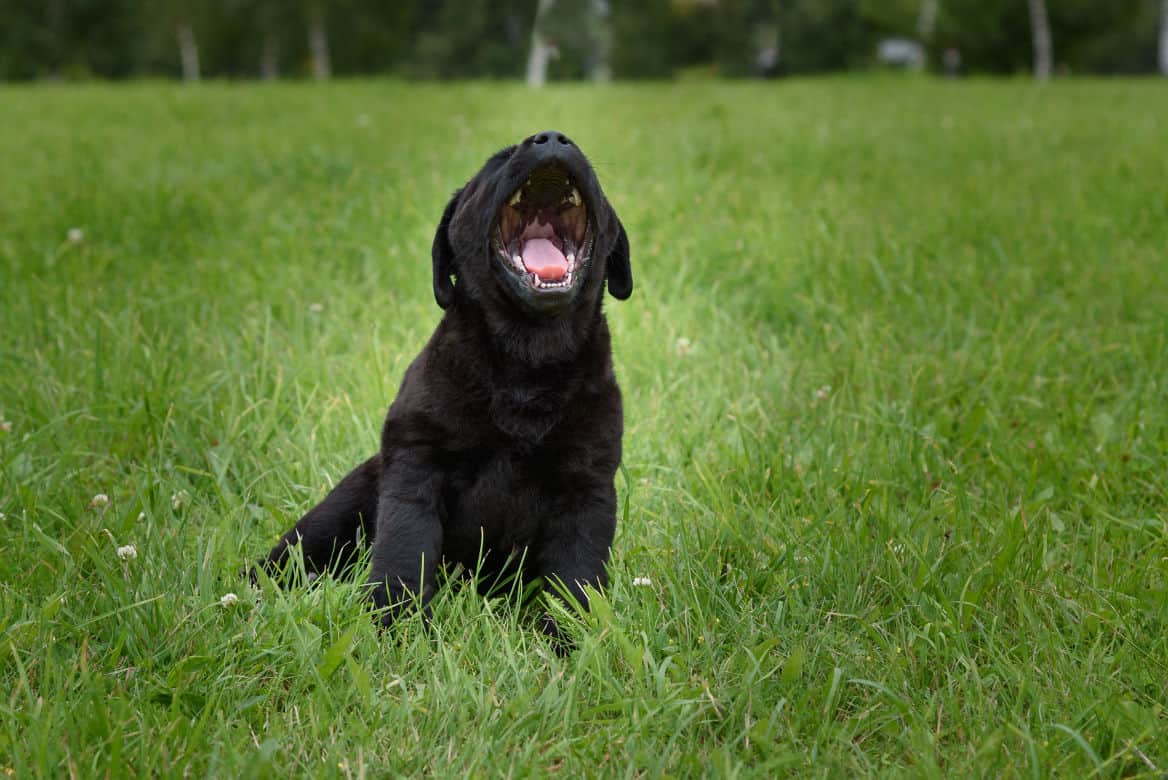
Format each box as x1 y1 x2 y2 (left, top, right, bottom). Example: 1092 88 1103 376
440 446 573 566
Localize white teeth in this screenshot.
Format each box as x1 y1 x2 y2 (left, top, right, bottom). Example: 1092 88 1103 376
508 190 522 207
568 187 581 206
531 271 573 290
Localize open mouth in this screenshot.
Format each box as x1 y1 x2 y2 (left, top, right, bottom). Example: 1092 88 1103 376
494 164 589 292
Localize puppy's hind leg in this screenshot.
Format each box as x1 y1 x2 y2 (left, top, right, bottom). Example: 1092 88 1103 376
259 454 381 583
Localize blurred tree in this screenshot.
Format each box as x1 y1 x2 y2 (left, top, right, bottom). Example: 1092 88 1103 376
1027 0 1052 79
333 2 416 77
779 0 876 74
406 0 537 79
305 0 330 79
0 0 143 79
261 25 278 78
934 0 1159 75
706 0 782 77
1161 0 1168 74
917 0 937 41
934 0 1030 74
1048 0 1157 74
610 0 674 78
0 0 60 79
588 0 614 81
173 1 200 81
234 0 289 79
0 0 1162 80
857 0 920 37
532 0 611 82
526 0 556 86
230 1 415 79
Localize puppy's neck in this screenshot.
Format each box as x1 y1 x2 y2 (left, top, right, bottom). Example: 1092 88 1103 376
454 296 608 370
434 299 613 444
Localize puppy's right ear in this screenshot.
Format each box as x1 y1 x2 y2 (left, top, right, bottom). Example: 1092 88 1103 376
431 188 463 309
605 215 633 301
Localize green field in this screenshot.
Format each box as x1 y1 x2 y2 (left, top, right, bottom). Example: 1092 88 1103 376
1 78 1166 776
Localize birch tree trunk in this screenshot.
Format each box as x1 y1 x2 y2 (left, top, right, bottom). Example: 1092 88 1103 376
526 0 555 88
176 20 200 82
775 1 783 73
1159 0 1168 76
917 0 938 42
589 0 611 82
307 3 331 80
1027 0 1052 81
47 0 65 78
261 34 279 80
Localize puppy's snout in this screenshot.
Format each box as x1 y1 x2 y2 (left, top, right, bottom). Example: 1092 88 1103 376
529 130 572 147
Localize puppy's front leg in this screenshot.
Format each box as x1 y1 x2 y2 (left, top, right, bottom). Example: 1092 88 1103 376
260 454 381 582
536 489 617 651
366 450 443 628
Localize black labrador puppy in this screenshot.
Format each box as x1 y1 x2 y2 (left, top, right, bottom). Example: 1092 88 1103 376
259 130 632 645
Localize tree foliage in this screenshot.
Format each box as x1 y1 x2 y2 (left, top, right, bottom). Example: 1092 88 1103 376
0 0 1162 80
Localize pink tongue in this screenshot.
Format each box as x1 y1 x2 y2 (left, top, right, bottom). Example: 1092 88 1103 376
521 238 568 281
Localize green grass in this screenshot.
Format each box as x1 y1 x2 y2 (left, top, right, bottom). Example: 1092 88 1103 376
1 77 1166 777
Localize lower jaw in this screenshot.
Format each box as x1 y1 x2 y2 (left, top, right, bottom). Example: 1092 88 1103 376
507 276 579 314
528 271 574 291
500 251 578 290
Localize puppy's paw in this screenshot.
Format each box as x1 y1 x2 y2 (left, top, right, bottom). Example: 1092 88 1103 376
539 612 574 657
368 584 431 631
246 559 319 589
241 560 272 587
245 565 261 587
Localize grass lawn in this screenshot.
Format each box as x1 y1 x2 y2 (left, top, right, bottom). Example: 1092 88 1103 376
1 77 1166 777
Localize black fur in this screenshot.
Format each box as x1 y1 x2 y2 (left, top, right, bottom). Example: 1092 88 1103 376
259 131 632 648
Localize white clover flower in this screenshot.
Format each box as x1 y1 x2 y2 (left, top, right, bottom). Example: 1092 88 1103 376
116 544 137 561
632 576 653 587
67 228 84 243
220 592 239 607
814 385 832 401
675 337 692 357
0 418 11 433
90 493 110 510
171 490 189 510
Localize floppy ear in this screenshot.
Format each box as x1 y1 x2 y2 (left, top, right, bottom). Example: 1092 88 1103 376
431 187 463 309
605 215 633 300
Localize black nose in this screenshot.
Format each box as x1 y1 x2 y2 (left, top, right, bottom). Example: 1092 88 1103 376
529 130 572 147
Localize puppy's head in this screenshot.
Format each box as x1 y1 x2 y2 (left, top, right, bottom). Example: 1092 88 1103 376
432 131 632 316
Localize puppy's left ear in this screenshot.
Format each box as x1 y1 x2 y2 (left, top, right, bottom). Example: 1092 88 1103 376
605 215 633 300
431 187 463 309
